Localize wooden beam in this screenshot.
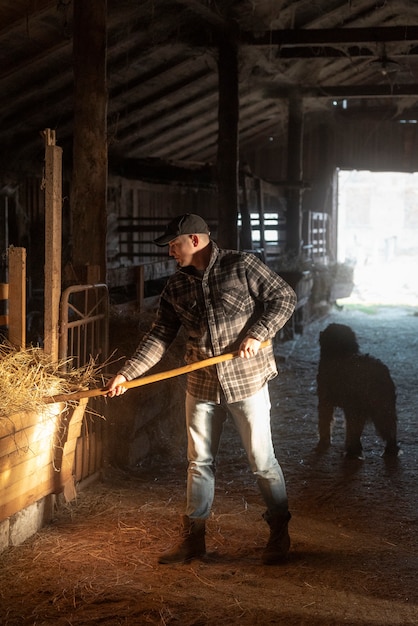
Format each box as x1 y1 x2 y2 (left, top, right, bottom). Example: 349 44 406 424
286 93 304 256
72 0 108 284
216 26 240 250
43 129 62 361
242 26 418 47
238 172 253 251
273 45 418 60
8 246 26 349
268 84 418 99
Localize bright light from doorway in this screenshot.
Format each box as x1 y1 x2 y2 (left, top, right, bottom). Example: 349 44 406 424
337 169 418 306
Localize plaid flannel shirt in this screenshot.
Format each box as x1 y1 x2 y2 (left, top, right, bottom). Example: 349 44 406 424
119 241 297 403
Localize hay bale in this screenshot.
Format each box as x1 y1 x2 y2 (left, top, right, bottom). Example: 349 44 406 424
0 343 101 421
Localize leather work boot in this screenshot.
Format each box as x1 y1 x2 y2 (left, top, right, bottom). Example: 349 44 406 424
262 511 291 565
158 515 206 564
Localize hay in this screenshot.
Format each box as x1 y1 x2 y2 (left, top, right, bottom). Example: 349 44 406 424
0 342 102 420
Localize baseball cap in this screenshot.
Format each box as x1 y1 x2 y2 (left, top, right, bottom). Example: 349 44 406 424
153 213 210 246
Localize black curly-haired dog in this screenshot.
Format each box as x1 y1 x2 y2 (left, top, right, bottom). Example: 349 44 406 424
316 323 399 459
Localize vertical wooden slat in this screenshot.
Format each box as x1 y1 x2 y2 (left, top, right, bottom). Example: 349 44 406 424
256 179 266 253
75 438 83 482
239 172 253 250
0 282 8 328
8 247 26 348
43 129 62 361
136 265 144 311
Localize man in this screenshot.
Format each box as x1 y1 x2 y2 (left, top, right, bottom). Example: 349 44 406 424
106 213 297 565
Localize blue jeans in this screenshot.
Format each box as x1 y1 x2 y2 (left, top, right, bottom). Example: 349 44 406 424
185 385 288 519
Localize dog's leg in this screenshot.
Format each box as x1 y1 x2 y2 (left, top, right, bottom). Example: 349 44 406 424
344 411 366 459
316 399 334 451
373 412 399 456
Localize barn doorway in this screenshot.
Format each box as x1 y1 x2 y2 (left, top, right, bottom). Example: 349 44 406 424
336 169 418 306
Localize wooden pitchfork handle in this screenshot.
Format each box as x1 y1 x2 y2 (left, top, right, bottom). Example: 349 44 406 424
45 339 272 404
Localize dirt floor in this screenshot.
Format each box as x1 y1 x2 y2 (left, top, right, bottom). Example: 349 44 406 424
1 304 417 626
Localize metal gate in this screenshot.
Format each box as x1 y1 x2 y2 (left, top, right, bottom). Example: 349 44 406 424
59 283 109 483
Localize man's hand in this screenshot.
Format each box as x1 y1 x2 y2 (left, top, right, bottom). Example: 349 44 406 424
239 337 261 359
105 373 128 397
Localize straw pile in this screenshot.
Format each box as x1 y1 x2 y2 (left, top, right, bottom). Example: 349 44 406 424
0 342 101 420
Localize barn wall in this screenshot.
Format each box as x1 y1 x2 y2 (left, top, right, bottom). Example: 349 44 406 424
241 111 418 264
107 174 219 270
243 111 418 211
0 175 72 309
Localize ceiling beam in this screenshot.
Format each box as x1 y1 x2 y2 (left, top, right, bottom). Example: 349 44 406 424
267 84 418 98
275 45 418 59
243 26 418 47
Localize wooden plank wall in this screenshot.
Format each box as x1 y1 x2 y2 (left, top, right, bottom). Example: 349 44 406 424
107 176 218 268
74 414 104 484
0 399 87 522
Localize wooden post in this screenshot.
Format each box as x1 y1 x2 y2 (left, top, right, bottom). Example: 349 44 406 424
8 247 26 348
136 265 145 311
71 0 108 284
239 171 253 250
0 283 8 329
216 25 239 250
43 129 62 361
256 178 266 253
286 92 304 256
86 265 101 285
